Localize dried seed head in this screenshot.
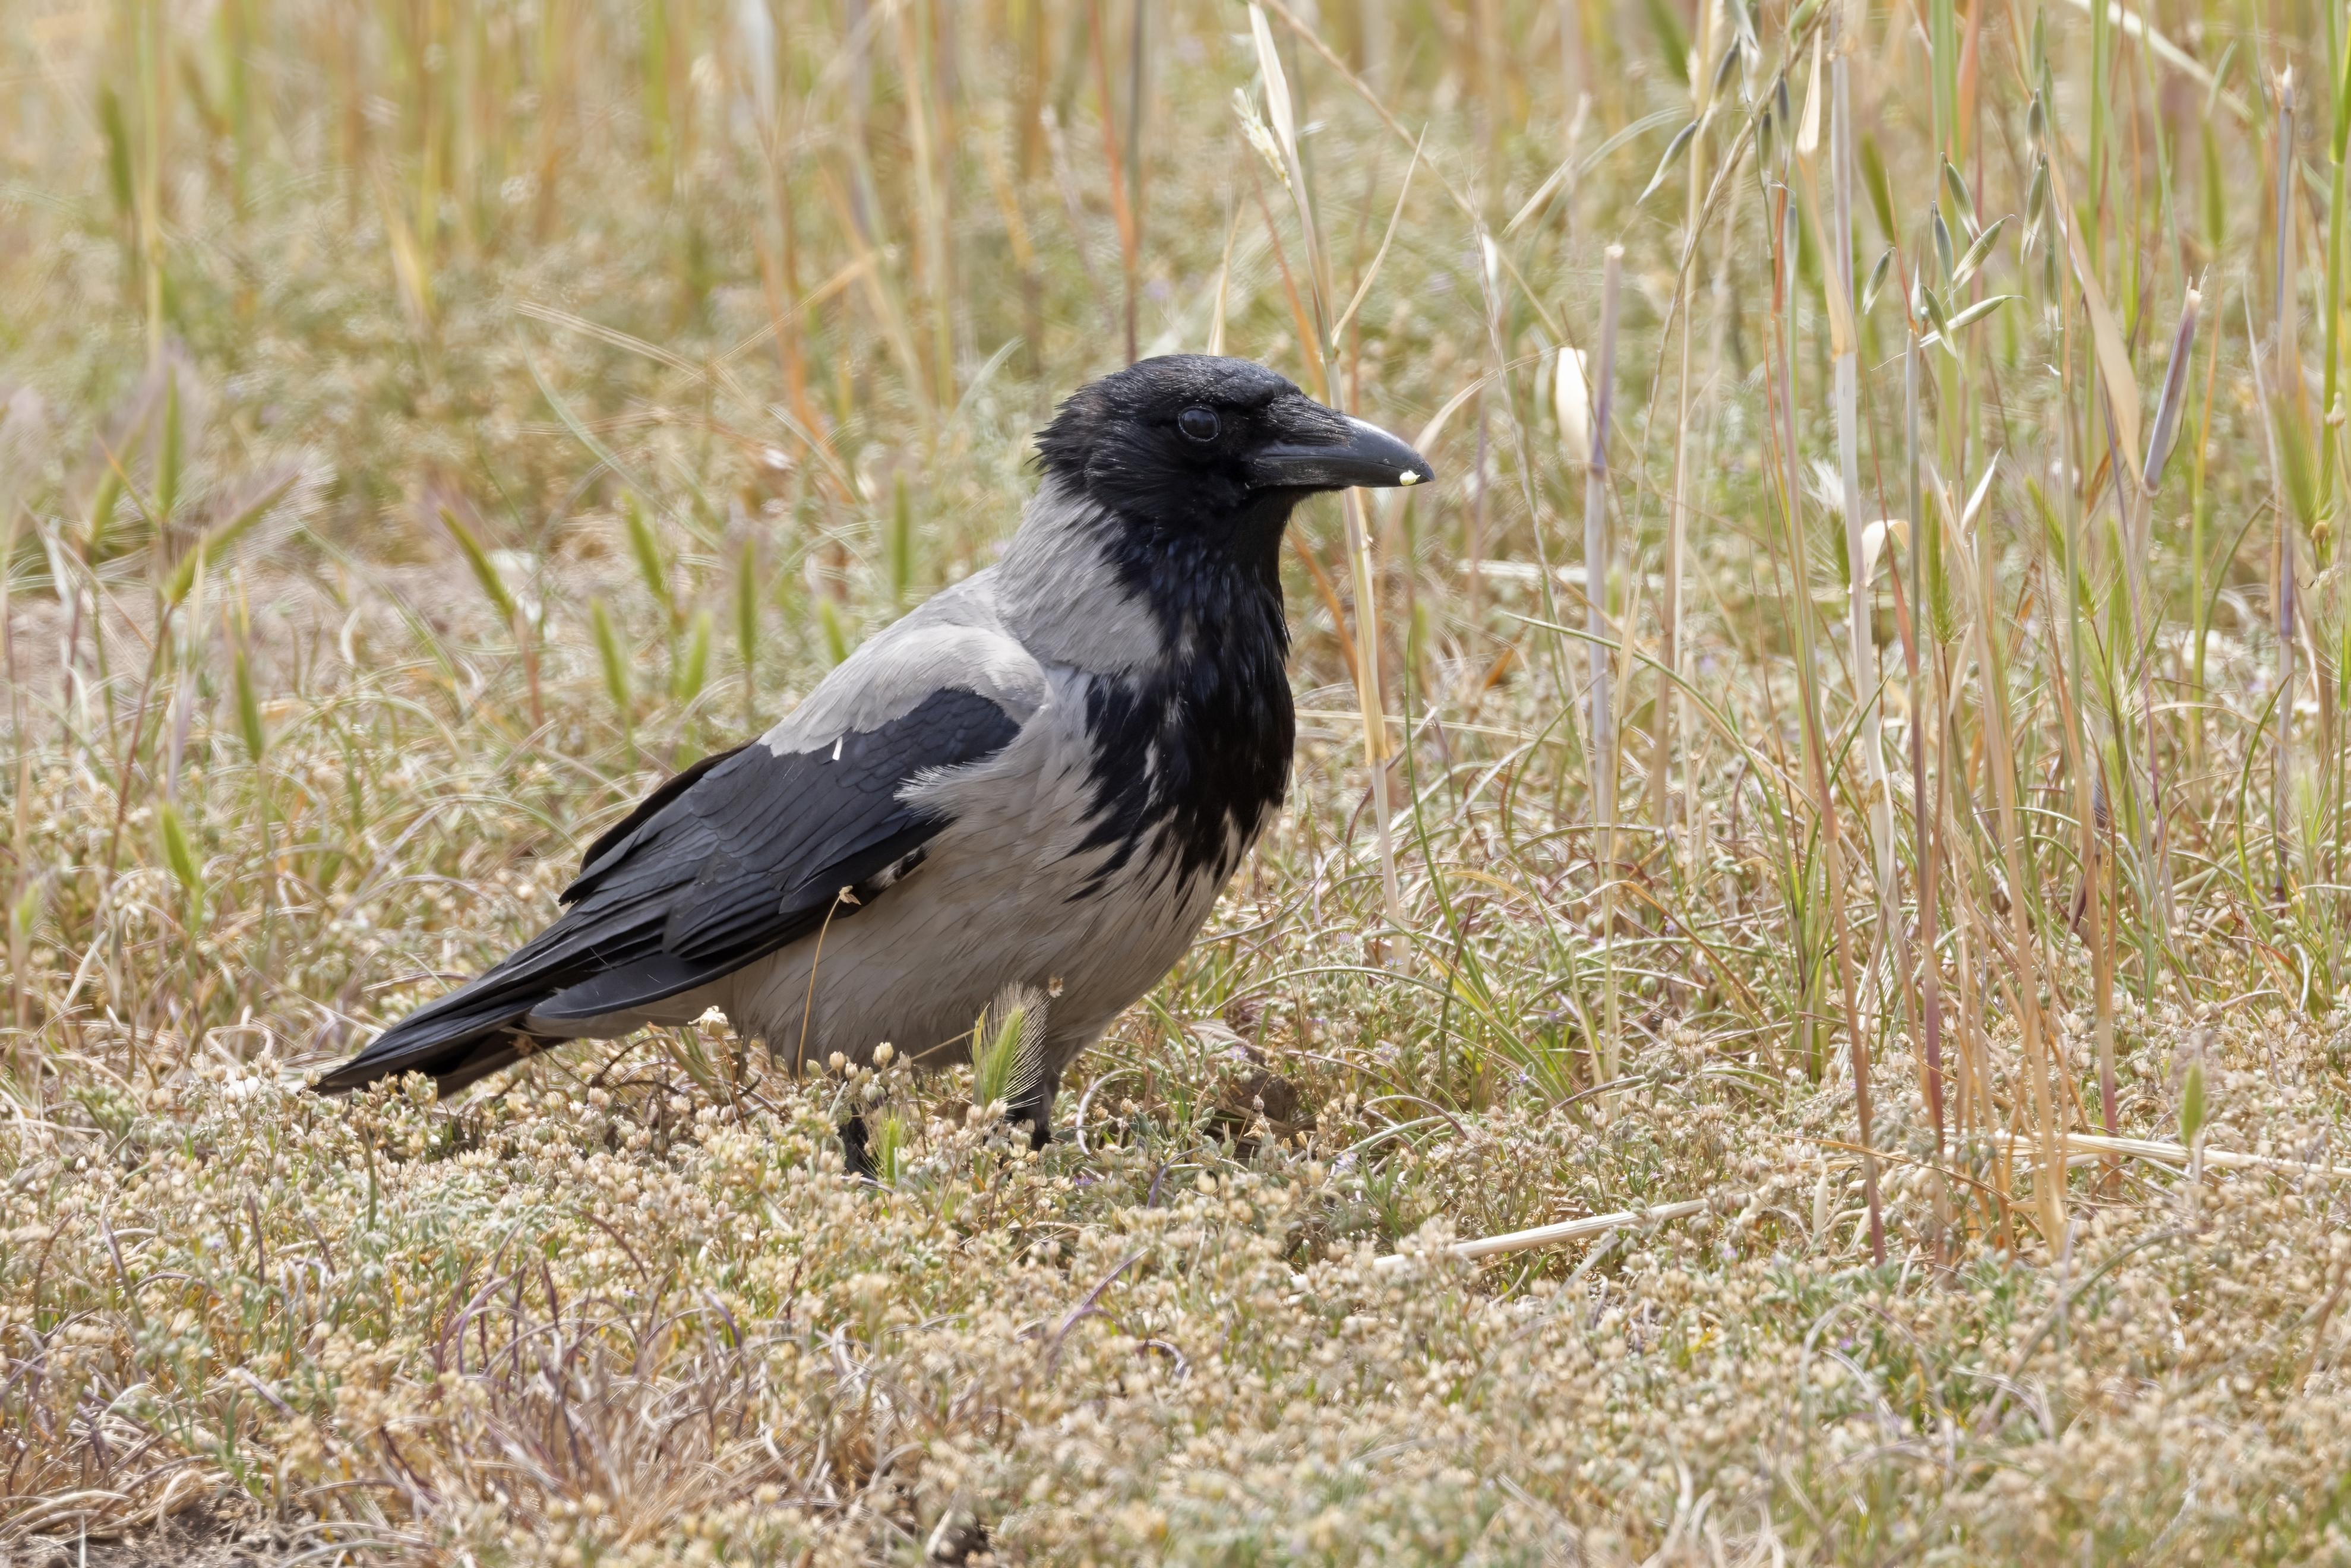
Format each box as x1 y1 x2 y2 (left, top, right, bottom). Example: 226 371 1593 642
972 982 1050 1117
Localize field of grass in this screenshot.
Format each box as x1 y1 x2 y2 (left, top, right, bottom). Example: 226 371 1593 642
7 0 2351 1560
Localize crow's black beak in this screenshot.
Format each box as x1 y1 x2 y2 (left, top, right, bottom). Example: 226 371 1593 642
1246 415 1436 492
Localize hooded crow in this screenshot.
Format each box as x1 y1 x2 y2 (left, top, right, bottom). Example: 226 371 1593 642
315 356 1433 1156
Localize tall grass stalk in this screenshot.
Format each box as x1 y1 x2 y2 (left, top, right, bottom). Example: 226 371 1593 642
2188 281 2224 777
2039 76 2136 1191
2274 71 2302 896
2322 29 2351 506
1652 0 1714 847
2055 295 2116 1156
1826 1 1901 1036
1903 319 1949 1245
1586 246 1623 1101
134 0 165 366
735 538 761 731
2140 288 2203 941
900 0 955 412
1093 0 1142 362
1974 477 2064 1245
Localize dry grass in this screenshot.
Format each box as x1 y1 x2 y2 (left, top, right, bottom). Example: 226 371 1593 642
7 0 2351 1561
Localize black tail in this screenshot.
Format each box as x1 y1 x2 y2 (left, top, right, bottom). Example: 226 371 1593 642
310 978 552 1096
311 874 709 1096
311 833 701 1098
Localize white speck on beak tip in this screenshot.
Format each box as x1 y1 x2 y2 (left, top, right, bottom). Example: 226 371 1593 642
1399 470 1420 486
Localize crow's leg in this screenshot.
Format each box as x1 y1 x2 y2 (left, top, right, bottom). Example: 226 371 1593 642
1007 1069 1061 1151
838 1116 874 1180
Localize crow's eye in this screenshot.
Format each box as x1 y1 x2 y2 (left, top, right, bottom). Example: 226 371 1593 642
1177 406 1221 442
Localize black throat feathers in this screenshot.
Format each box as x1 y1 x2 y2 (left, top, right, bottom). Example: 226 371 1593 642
1070 495 1300 894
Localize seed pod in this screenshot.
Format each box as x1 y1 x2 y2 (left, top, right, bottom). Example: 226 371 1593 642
1942 159 1979 236
972 982 1050 1118
1952 216 2009 289
734 538 760 718
157 374 182 526
234 646 266 763
817 596 850 667
888 472 914 607
673 608 712 706
165 474 292 608
1918 284 1950 334
1639 119 1704 206
620 492 676 628
1942 293 2021 333
1862 247 1895 315
2179 1056 2207 1147
590 596 632 722
86 466 121 559
440 507 519 628
159 801 203 913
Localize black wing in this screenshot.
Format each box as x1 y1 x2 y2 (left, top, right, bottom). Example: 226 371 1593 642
314 687 1023 1095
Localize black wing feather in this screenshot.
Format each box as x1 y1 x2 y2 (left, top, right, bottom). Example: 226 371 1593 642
570 740 751 888
314 688 1022 1094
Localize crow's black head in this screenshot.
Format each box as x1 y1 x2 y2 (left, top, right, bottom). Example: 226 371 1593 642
1035 356 1434 532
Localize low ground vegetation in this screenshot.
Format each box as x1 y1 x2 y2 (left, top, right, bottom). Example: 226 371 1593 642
7 0 2351 1561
